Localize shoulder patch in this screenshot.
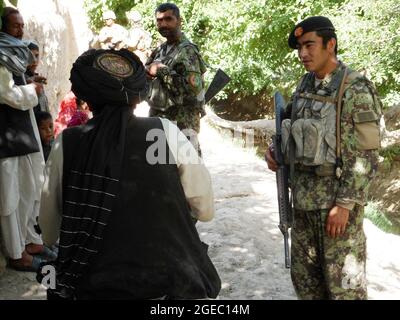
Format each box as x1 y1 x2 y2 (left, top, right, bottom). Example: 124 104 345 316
344 70 367 87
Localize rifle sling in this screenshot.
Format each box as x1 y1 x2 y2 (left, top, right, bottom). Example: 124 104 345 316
335 67 348 176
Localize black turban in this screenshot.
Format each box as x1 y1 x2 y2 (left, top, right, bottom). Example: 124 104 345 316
70 48 148 107
52 49 149 298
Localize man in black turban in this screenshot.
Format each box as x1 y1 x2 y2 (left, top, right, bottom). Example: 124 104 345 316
38 49 221 300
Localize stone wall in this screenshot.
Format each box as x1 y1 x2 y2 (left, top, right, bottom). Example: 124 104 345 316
205 107 275 157
19 0 92 117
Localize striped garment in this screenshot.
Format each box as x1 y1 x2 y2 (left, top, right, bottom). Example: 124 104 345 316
53 169 119 298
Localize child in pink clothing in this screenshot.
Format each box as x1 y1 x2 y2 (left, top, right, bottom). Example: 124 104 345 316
67 109 89 127
54 91 91 135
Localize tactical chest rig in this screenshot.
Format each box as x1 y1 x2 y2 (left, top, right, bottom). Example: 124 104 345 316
147 40 206 112
281 67 350 178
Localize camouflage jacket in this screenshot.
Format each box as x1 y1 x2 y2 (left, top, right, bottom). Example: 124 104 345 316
145 33 206 132
285 62 382 211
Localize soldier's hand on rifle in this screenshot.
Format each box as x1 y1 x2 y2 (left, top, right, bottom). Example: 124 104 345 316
265 143 278 172
146 61 167 78
326 205 349 239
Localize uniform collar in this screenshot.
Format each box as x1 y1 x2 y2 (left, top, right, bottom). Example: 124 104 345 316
163 33 188 48
313 61 346 90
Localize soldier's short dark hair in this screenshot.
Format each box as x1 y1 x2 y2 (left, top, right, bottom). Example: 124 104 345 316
316 29 338 55
1 7 20 32
155 3 180 19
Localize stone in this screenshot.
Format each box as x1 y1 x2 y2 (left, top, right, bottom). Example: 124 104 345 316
384 105 400 131
18 0 93 117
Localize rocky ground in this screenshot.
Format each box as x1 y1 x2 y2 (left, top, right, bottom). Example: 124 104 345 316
0 114 399 300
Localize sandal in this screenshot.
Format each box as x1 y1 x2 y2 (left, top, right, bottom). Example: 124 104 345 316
9 255 46 272
36 246 57 261
27 244 58 261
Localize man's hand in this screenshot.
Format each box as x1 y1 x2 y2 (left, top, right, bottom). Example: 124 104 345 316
326 206 350 239
146 61 166 78
32 75 47 84
27 75 47 85
265 144 278 172
33 82 44 95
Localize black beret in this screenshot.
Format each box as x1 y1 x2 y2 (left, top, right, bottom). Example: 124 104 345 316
288 16 335 49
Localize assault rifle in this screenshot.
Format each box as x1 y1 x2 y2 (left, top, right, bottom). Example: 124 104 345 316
272 92 292 269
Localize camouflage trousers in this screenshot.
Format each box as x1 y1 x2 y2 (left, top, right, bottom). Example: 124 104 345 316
290 206 367 300
149 107 202 157
149 106 201 133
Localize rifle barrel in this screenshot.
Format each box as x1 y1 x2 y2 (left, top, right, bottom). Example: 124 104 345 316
284 233 290 269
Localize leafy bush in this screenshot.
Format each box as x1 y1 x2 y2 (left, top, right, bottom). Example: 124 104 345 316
365 202 400 235
84 0 400 106
380 144 400 165
329 0 400 107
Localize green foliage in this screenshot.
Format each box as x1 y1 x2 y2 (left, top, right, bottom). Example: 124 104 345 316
380 144 400 164
0 0 18 11
84 0 139 31
329 0 400 107
84 0 400 105
365 202 400 235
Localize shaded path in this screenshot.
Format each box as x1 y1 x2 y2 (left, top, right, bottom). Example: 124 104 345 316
0 116 399 299
197 119 400 300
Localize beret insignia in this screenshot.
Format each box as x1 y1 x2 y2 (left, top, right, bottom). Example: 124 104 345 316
294 27 303 37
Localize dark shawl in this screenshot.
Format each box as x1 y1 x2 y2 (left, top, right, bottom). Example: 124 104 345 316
45 49 148 299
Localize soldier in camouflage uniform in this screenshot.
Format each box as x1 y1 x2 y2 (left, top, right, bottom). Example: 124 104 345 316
145 3 207 155
265 16 382 299
125 10 152 64
98 10 128 50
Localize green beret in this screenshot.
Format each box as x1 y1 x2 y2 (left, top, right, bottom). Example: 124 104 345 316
288 16 335 49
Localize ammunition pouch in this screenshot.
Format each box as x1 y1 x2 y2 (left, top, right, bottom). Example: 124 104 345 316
147 79 205 114
353 110 380 150
147 78 175 111
282 117 336 166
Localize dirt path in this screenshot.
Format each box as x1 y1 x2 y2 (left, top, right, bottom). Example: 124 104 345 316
0 117 399 299
197 121 400 300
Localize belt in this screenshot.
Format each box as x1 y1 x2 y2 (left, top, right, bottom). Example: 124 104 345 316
295 164 336 176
